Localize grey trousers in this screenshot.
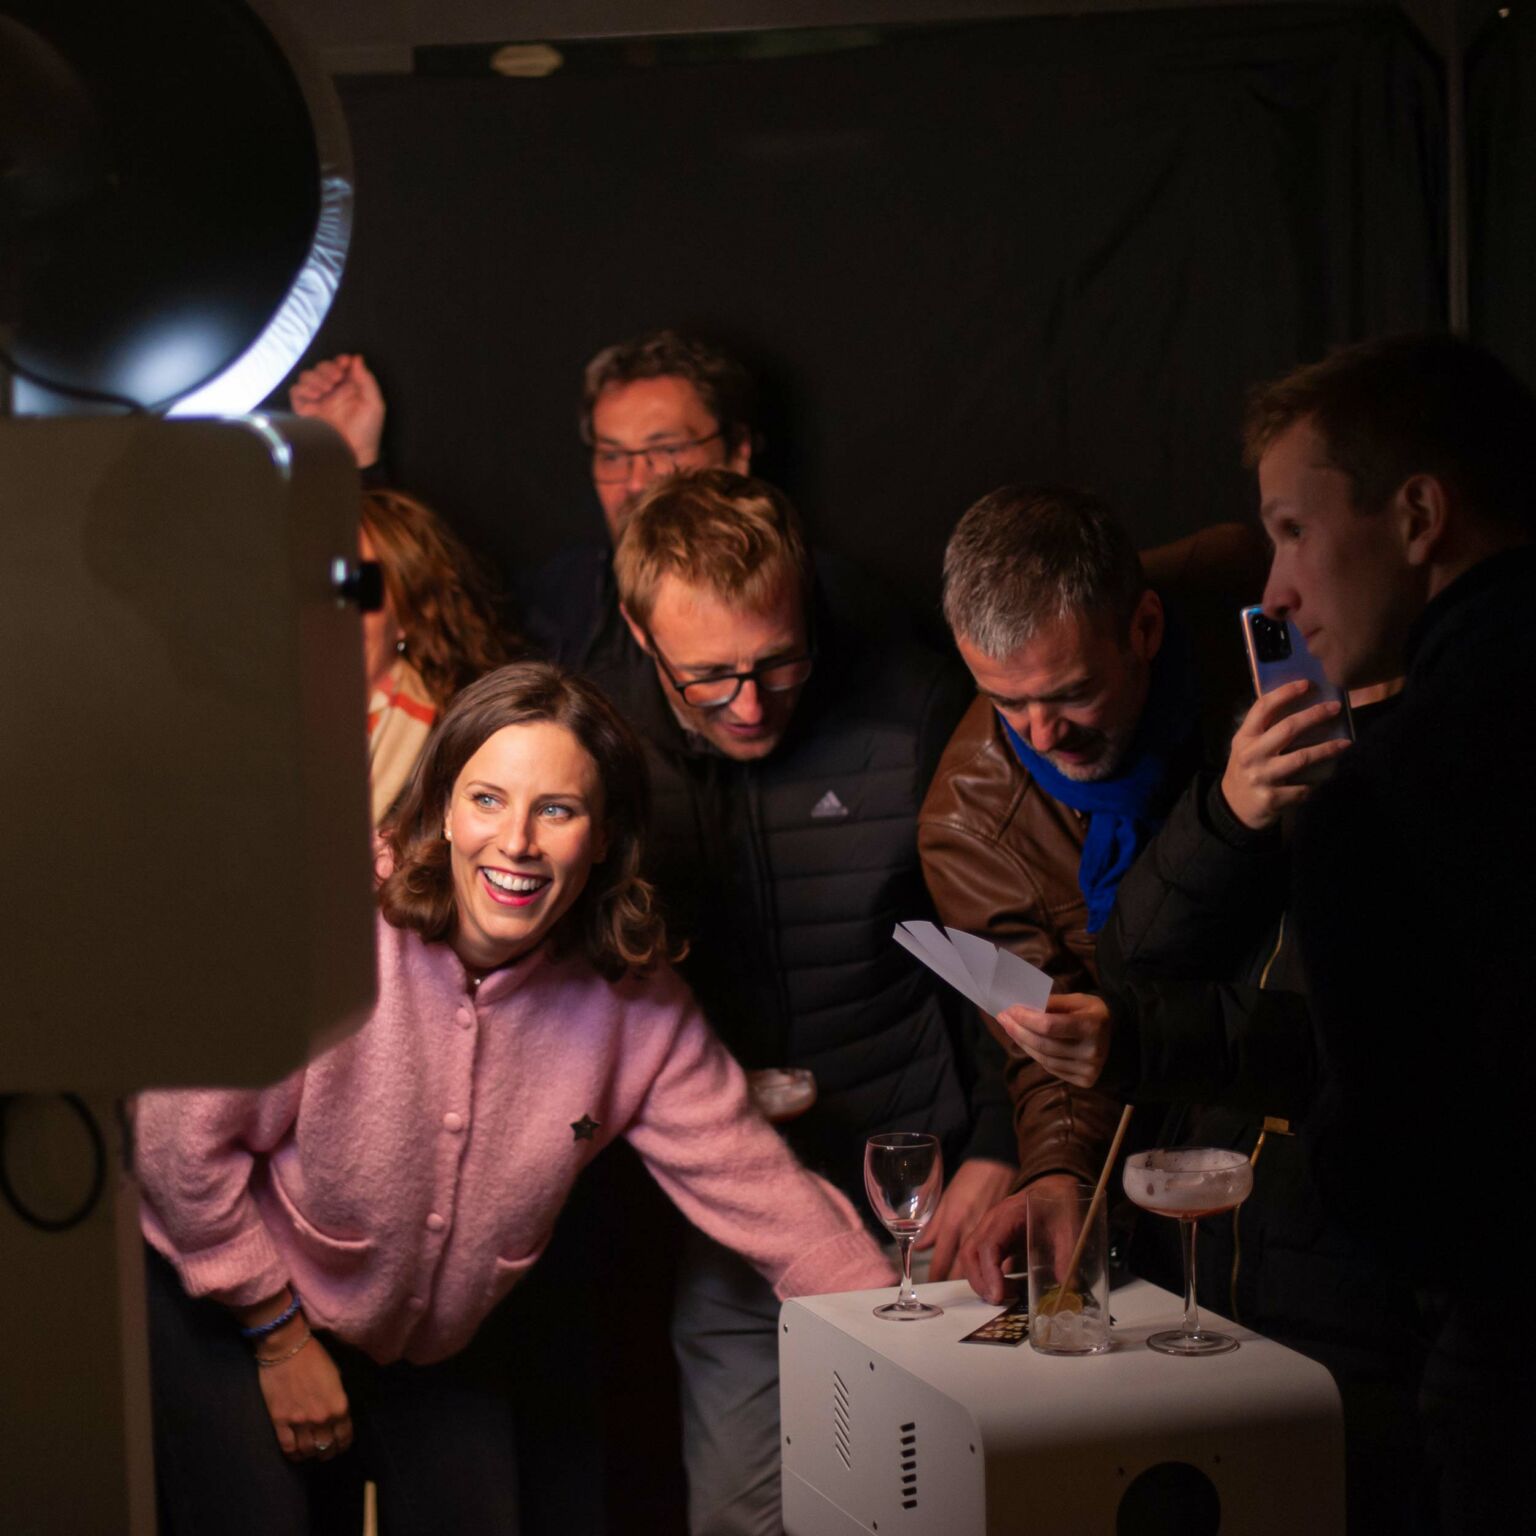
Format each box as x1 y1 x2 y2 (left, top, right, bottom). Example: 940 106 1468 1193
670 1229 785 1536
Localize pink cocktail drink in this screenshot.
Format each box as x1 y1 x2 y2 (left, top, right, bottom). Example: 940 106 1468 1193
1123 1148 1253 1355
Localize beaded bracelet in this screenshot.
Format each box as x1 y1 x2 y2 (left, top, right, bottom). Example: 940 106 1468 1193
255 1330 314 1368
240 1286 302 1341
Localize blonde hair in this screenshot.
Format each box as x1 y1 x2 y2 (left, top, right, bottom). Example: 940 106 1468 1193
613 468 809 628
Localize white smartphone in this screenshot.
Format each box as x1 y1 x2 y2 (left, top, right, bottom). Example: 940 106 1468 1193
1240 606 1353 779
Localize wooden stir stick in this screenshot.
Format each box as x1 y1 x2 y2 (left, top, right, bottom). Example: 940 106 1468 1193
1036 1102 1135 1315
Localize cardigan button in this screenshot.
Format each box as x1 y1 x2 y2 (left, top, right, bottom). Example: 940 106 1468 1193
425 1212 446 1233
407 1295 426 1311
455 1006 474 1029
443 1112 464 1133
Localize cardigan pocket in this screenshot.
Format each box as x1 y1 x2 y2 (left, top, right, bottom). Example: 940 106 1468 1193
267 1166 374 1276
488 1249 542 1309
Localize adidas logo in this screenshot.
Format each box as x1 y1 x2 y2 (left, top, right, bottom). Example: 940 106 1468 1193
811 790 849 820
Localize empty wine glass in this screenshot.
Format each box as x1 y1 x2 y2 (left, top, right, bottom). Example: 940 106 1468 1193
1123 1147 1254 1355
864 1132 944 1321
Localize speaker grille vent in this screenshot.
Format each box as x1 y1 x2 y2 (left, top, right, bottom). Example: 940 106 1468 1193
900 1419 917 1509
833 1371 851 1469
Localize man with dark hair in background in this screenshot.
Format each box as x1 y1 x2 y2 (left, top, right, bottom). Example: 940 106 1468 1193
920 487 1261 1227
1240 333 1536 1531
581 330 758 529
594 468 1015 1536
526 329 757 669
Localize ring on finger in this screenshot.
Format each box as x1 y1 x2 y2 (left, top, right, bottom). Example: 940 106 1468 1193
313 1439 333 1453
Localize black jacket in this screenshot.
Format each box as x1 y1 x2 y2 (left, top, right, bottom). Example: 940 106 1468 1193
523 540 629 673
1097 758 1425 1396
586 590 1013 1205
1294 545 1536 1283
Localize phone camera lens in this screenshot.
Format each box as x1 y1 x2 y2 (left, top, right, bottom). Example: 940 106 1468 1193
1250 614 1292 664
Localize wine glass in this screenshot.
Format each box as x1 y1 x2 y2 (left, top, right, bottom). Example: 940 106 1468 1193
1122 1147 1254 1355
864 1132 944 1321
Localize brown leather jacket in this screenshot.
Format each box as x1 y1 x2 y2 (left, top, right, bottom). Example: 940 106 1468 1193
917 522 1268 1187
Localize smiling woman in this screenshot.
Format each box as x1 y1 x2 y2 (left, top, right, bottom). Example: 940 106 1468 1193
134 660 892 1535
442 719 606 971
378 662 665 980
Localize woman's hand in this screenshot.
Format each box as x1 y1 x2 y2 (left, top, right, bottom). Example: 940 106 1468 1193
254 1323 354 1462
1221 681 1350 831
995 993 1113 1088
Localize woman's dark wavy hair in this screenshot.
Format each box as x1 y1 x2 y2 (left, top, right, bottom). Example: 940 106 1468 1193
378 661 678 979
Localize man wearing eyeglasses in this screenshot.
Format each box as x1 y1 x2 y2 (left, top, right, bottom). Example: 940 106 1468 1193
585 332 754 536
593 469 1013 1536
526 330 758 671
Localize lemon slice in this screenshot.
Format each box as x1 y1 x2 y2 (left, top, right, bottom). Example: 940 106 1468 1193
1034 1286 1084 1317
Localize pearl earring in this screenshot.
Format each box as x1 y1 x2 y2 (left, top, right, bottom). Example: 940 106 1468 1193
444 826 452 842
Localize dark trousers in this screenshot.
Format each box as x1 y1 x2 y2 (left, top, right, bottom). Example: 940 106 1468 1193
145 1247 521 1535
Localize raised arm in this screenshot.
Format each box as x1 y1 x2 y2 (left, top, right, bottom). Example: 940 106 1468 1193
288 352 386 470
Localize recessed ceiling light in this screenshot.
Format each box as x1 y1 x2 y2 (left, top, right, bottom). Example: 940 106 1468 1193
490 43 563 78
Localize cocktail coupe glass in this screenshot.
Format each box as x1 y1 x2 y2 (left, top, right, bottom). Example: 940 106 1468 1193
1122 1148 1254 1355
864 1133 944 1321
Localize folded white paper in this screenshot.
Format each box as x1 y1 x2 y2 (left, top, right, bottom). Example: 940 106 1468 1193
945 927 1000 1005
894 920 991 1013
894 920 1051 1016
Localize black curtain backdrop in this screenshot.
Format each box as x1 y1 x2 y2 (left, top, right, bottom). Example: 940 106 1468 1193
286 5 1446 619
1469 0 1536 391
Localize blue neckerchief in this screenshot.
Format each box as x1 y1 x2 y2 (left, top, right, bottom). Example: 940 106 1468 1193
1000 626 1198 933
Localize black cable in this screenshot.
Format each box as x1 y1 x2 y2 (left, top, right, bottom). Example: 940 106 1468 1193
0 1092 108 1233
0 341 147 413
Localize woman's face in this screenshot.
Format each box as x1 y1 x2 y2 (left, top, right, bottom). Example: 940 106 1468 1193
443 721 607 971
359 528 402 690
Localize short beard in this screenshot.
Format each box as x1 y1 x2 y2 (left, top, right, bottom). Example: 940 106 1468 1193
1042 720 1137 783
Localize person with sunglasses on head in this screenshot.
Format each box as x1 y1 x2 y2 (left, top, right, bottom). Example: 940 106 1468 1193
584 468 1014 1536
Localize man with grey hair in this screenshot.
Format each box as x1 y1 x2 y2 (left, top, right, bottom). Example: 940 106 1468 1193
941 486 1164 789
920 485 1259 1222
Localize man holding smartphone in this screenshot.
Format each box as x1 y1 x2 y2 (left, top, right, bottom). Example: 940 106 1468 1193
978 335 1536 1532
1248 334 1536 1531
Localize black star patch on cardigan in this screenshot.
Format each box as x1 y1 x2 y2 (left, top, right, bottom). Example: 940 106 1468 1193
570 1114 601 1142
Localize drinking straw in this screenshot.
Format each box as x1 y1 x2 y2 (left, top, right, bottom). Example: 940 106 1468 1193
1038 1102 1134 1315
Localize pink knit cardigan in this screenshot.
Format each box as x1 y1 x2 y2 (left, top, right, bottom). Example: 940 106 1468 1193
136 917 892 1364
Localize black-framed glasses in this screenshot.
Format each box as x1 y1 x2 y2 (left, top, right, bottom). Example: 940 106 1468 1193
646 633 816 710
590 432 722 483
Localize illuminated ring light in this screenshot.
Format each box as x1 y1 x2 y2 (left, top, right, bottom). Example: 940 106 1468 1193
0 0 351 416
